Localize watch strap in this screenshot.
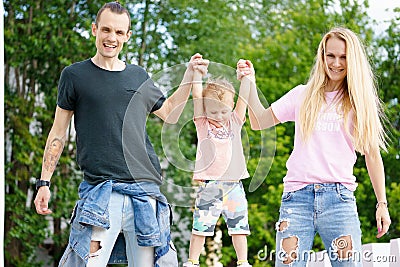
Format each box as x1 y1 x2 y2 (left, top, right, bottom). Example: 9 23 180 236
36 180 51 190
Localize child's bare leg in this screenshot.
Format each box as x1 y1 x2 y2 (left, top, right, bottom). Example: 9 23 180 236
188 234 206 262
232 234 248 261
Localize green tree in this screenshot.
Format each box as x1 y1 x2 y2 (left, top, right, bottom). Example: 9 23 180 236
4 0 100 265
371 6 400 241
4 0 399 266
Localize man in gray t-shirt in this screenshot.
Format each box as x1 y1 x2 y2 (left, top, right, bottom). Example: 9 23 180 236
33 2 209 266
57 60 166 185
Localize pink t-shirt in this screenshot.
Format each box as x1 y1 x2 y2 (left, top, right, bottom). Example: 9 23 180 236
193 111 250 181
271 85 357 192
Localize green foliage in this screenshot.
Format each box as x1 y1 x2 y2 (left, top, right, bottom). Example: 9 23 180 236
4 0 98 265
371 5 400 241
4 0 399 266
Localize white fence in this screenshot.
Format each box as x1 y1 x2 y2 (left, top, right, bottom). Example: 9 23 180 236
307 238 400 267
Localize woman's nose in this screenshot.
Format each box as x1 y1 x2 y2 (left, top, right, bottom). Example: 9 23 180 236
333 57 341 66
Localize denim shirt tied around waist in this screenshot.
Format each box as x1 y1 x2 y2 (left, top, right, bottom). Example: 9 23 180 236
61 180 175 266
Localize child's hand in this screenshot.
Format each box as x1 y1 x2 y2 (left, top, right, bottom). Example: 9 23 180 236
236 59 255 82
189 53 209 77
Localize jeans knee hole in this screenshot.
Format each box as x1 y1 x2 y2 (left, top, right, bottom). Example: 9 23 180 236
280 236 298 265
89 240 102 256
276 220 289 232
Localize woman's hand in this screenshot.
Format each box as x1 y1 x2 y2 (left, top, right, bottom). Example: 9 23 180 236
236 59 255 82
376 203 391 238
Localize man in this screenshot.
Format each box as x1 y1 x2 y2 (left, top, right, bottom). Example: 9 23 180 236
34 2 207 266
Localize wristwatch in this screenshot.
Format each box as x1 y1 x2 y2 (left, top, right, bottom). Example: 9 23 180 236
36 180 51 190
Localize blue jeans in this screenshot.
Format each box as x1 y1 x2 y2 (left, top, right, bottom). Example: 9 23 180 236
275 183 362 267
87 191 155 267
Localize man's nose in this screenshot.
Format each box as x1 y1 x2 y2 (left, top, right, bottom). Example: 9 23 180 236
107 31 117 40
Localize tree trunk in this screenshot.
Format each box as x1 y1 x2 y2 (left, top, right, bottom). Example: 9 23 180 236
138 0 150 67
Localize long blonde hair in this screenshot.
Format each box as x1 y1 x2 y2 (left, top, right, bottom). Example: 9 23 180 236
299 27 387 154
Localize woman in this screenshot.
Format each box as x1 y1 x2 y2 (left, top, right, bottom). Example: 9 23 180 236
238 27 391 266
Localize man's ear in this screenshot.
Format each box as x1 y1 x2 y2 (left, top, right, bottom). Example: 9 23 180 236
125 30 132 42
91 23 97 36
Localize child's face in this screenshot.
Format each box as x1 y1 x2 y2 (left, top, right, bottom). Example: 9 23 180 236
204 98 233 124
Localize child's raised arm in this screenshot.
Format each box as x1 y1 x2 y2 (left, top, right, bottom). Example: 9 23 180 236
154 53 204 123
192 56 209 119
235 59 253 121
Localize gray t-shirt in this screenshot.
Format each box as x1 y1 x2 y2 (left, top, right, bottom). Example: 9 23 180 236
57 59 166 185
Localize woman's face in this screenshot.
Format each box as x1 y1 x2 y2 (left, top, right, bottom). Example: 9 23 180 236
324 37 347 86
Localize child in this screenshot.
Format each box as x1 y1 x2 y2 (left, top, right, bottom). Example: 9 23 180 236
183 60 252 267
238 27 391 266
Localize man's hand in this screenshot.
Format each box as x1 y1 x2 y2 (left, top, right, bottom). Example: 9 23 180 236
34 186 52 215
190 53 209 77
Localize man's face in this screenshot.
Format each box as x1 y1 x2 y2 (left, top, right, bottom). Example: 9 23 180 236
91 9 131 60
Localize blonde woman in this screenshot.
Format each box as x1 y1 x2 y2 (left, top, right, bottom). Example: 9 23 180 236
237 27 391 266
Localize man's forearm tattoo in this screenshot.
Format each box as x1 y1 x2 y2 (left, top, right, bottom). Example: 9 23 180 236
43 138 64 173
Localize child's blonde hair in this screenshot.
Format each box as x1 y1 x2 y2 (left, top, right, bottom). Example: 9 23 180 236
299 27 387 155
203 77 235 106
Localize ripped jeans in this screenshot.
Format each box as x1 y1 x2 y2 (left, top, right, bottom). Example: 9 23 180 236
87 191 156 267
275 183 362 267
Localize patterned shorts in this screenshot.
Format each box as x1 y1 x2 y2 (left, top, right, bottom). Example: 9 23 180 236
192 180 250 236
